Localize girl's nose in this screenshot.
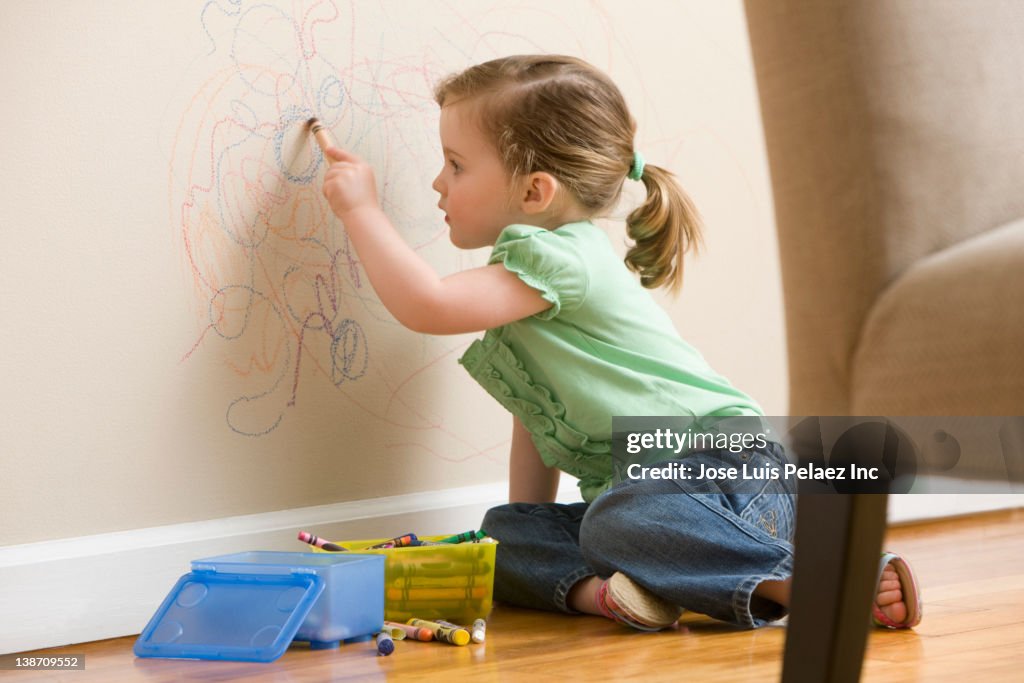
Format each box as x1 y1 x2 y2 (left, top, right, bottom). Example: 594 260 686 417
431 171 444 195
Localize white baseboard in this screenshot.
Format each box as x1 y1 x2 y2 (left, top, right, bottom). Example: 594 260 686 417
2 478 1019 654
887 477 1024 524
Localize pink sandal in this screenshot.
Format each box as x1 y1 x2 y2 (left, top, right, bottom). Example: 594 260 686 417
872 552 922 629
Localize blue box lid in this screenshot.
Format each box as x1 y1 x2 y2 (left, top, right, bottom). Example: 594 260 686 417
134 569 324 662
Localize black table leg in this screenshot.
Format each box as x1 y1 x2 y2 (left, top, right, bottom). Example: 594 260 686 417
781 493 888 682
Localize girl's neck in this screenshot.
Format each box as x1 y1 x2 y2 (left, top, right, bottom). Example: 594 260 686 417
524 198 592 231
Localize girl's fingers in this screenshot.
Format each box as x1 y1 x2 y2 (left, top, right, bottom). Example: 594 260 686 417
325 145 358 163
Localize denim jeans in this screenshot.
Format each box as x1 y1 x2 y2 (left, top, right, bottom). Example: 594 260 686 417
481 442 796 628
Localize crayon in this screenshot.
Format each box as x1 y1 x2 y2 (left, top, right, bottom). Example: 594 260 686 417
437 530 487 544
407 618 471 646
379 624 407 641
434 619 471 633
384 620 434 641
388 604 485 616
471 618 486 643
385 608 486 623
307 118 334 158
297 530 348 552
387 586 490 601
389 561 493 577
376 632 395 656
390 575 484 588
367 533 419 549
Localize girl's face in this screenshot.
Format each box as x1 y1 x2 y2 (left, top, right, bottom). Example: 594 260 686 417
432 103 525 249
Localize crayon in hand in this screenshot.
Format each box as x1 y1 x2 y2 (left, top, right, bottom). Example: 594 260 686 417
297 530 348 552
307 117 334 158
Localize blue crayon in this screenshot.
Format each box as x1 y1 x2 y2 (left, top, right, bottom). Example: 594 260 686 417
376 631 395 656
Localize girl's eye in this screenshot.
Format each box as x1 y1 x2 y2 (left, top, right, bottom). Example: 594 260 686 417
449 160 461 173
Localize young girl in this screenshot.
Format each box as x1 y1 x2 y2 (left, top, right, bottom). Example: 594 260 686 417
320 54 921 631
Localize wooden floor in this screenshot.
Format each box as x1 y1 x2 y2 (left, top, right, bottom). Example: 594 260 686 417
5 509 1024 682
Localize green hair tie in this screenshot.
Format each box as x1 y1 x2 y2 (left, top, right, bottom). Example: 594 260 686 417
628 151 645 181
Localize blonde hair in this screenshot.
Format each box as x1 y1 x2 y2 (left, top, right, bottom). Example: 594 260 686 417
434 54 703 291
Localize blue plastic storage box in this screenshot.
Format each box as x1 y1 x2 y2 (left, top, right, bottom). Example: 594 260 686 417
134 551 384 662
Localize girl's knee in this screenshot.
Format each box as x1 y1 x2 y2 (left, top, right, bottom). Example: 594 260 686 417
481 503 529 538
579 484 709 565
579 488 640 563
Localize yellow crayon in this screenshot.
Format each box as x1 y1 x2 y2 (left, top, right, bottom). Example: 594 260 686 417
379 624 407 641
384 620 433 641
390 575 482 589
390 561 492 578
389 599 487 611
387 586 489 601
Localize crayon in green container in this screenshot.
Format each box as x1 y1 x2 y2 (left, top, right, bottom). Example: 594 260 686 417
438 530 487 544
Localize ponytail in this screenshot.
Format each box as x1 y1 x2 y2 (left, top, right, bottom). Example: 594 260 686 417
624 163 703 292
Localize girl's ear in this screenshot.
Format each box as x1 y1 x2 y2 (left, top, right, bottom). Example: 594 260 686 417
519 172 559 215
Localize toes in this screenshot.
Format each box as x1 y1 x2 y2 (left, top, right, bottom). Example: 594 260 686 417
874 558 918 628
880 600 907 624
876 588 903 606
877 564 904 599
876 564 904 607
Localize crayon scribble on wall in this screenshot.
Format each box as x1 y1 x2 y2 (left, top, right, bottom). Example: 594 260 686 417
171 0 447 437
168 0 616 444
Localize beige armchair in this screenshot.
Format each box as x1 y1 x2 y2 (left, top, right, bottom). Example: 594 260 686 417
744 1 1024 680
746 1 1024 419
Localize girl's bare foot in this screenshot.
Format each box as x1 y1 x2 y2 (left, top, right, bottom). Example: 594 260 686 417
874 563 907 624
754 564 905 621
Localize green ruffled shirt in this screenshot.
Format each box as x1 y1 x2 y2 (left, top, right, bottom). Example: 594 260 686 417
459 221 765 502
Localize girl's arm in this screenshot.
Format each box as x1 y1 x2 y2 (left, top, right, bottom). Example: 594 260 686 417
322 146 550 335
508 416 560 503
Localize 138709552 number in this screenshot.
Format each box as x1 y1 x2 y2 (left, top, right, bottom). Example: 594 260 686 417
0 655 85 670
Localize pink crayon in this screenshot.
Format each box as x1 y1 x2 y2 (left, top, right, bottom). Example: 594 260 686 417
298 530 348 552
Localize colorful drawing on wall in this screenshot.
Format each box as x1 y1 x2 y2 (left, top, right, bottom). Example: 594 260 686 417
169 1 440 436
167 0 618 441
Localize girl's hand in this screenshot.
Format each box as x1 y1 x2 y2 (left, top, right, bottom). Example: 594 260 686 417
321 146 380 221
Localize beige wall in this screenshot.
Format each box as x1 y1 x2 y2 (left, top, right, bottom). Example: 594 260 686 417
0 0 784 546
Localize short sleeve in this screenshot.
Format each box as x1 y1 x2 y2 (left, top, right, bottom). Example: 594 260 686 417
489 224 590 320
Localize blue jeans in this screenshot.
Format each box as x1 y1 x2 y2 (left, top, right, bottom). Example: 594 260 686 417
481 442 796 628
